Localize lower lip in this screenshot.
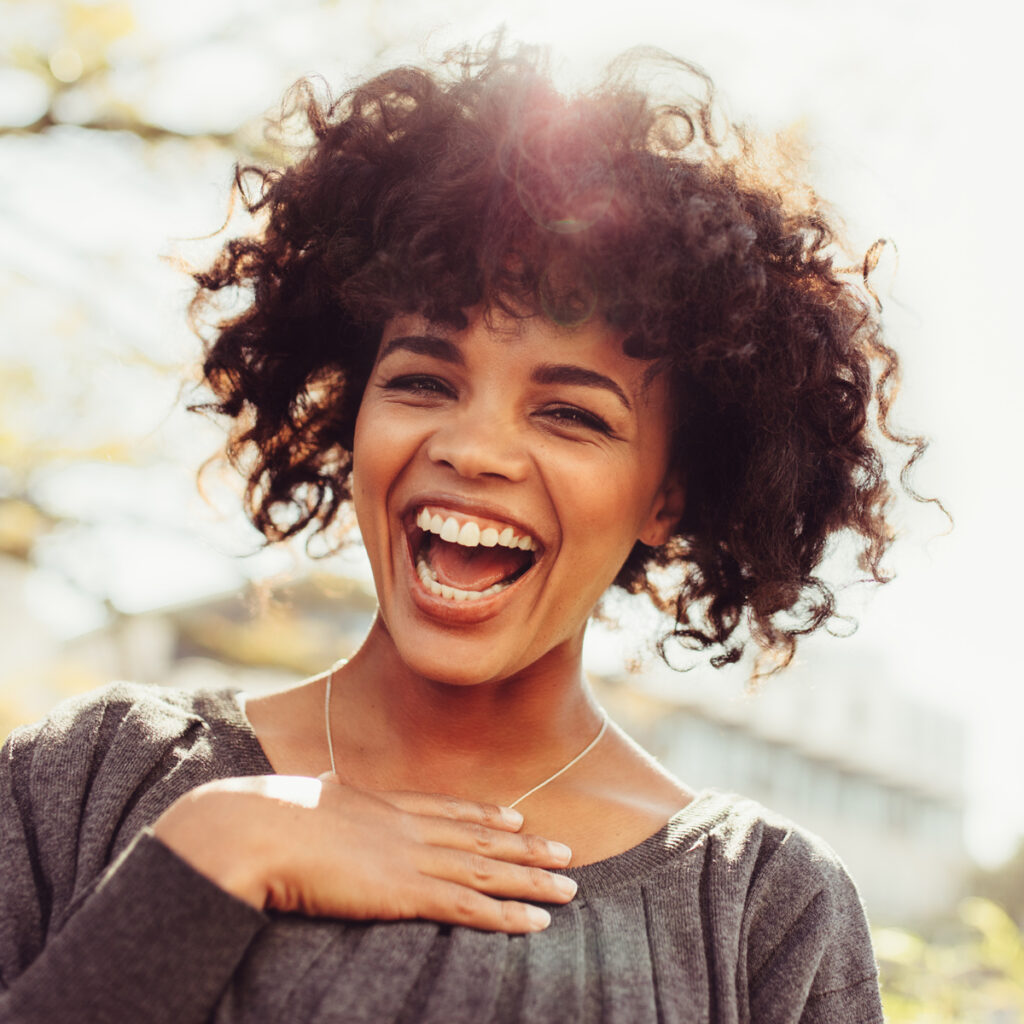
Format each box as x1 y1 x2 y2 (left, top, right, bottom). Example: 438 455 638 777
402 532 535 626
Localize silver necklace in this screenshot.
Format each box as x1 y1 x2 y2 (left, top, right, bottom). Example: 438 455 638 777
323 667 608 809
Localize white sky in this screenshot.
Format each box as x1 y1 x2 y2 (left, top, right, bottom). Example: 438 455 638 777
2 0 1021 863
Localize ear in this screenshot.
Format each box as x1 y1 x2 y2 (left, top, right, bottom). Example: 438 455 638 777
638 473 685 547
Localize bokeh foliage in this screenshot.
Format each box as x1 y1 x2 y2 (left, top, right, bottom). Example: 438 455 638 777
876 898 1024 1023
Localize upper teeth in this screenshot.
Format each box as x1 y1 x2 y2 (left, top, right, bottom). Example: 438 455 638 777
415 508 536 551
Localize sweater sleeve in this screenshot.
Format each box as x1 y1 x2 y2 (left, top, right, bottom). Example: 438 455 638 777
0 831 266 1024
742 826 884 1024
0 687 268 1024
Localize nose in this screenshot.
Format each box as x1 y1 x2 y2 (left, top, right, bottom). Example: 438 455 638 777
425 399 531 482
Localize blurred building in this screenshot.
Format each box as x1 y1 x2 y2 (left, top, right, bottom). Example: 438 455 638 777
59 572 377 695
594 651 968 926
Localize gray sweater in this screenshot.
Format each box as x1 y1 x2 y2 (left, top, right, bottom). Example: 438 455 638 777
0 683 884 1023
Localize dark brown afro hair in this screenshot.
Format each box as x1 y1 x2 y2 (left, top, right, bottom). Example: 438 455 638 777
191 39 932 674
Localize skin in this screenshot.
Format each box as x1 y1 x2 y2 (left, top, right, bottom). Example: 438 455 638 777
155 307 692 933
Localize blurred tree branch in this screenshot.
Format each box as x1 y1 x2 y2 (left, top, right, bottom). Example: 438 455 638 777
1 109 237 146
0 0 341 159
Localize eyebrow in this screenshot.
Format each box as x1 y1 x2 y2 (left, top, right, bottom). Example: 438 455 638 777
531 364 632 412
379 334 632 411
378 334 465 365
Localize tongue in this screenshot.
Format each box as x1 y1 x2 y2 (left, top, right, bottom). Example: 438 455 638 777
428 538 532 591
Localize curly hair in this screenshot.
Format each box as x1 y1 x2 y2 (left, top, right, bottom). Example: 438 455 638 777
191 39 930 673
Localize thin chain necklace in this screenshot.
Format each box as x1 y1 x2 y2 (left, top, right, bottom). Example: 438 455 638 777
323 664 608 809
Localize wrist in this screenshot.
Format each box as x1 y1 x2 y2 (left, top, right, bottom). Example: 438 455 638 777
153 781 274 910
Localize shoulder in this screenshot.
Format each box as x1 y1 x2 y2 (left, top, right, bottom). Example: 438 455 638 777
3 682 266 859
659 790 856 887
690 791 872 939
696 793 882 1021
577 791 882 1022
699 792 860 900
2 683 269 925
4 681 252 779
609 789 867 929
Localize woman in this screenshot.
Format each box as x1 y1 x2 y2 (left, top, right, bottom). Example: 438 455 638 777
0 41 912 1022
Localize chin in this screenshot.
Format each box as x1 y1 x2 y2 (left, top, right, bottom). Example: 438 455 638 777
392 633 521 688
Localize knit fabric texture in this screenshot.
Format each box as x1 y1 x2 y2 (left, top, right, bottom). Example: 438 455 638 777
0 683 884 1023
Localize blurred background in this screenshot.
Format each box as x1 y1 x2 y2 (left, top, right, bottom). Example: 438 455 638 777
2 0 1022 1017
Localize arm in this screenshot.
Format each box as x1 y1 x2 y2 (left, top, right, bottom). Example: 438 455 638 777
0 828 266 1024
0 714 266 1024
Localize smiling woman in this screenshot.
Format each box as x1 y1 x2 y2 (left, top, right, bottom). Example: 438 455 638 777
0 36 916 1024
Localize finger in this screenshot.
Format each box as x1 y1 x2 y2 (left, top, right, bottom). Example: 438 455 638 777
416 877 555 934
417 816 572 868
375 791 524 832
419 846 578 905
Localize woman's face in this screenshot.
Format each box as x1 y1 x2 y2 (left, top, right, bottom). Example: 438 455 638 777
351 308 682 686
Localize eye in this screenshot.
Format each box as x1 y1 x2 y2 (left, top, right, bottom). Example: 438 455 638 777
541 404 614 435
379 374 454 398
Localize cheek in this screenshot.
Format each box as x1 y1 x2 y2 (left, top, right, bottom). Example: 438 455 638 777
351 390 377 462
576 443 662 523
353 398 405 477
554 462 646 567
350 409 372 508
350 404 397 538
350 401 428 545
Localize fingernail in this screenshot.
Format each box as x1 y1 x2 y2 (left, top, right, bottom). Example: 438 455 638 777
526 906 551 930
548 841 572 863
554 875 578 898
501 807 524 828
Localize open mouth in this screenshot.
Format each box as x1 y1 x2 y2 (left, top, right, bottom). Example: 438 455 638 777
409 506 539 602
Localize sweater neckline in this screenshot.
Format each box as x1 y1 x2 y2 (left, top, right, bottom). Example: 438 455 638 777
556 789 733 896
220 687 732 898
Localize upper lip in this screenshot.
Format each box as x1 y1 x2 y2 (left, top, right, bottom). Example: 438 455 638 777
399 493 546 553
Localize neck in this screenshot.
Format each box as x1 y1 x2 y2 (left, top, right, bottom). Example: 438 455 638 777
328 616 604 803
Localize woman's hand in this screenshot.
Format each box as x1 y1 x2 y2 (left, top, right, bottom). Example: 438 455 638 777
153 775 576 933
